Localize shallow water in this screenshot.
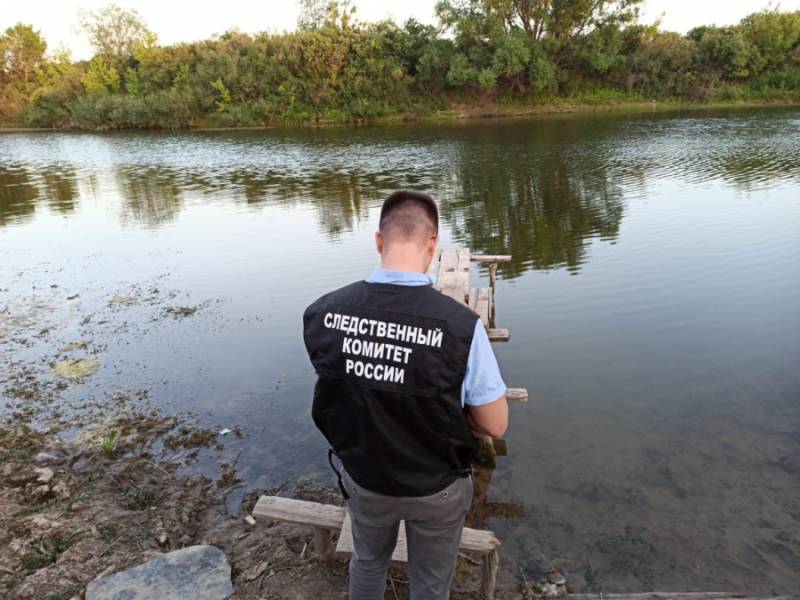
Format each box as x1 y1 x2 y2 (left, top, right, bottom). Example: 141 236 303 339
1 107 799 593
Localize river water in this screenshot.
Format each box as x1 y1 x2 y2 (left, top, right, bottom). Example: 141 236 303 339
1 107 799 594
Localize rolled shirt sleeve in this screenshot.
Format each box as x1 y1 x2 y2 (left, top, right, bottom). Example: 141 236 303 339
462 318 507 407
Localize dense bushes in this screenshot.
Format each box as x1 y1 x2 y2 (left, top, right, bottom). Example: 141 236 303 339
1 2 799 129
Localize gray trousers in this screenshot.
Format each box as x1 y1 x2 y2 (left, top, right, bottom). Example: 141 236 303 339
342 469 473 600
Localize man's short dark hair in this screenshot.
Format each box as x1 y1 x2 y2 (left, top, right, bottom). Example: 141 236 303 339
379 190 439 243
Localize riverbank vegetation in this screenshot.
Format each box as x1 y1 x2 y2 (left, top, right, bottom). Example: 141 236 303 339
1 1 799 129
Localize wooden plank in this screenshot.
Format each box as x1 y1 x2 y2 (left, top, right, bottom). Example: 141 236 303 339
438 248 459 273
252 496 346 530
436 248 470 304
468 289 478 312
438 272 469 304
314 527 334 562
336 511 500 558
456 247 471 272
474 431 497 466
475 287 491 326
460 527 501 554
336 512 409 563
471 254 512 262
506 387 528 402
481 549 500 600
487 328 509 342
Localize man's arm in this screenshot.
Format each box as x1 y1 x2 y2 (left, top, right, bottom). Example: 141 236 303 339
466 395 508 438
462 319 509 439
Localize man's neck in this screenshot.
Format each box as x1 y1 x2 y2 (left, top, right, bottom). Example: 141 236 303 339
380 257 426 273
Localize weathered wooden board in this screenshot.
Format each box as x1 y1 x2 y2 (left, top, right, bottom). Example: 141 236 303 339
471 254 512 262
474 287 491 326
335 509 501 560
439 272 470 303
438 248 459 274
437 247 471 304
487 328 509 342
336 513 409 563
506 388 528 402
252 496 346 530
457 247 471 271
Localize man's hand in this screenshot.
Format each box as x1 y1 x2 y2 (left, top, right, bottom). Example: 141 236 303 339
465 394 508 438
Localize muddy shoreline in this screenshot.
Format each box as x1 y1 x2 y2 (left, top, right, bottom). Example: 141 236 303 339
1 98 798 134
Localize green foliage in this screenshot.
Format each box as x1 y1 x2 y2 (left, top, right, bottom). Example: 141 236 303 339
82 57 121 94
20 536 69 572
101 430 119 457
0 23 48 118
2 2 799 129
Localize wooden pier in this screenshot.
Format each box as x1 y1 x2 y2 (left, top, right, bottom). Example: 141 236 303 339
427 247 526 465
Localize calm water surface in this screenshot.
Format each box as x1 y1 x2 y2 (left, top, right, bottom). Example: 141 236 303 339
1 107 799 593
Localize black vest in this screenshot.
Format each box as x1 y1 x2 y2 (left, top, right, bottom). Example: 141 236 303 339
303 280 479 497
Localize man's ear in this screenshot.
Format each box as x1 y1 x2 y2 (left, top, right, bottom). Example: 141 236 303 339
375 231 384 255
428 233 438 258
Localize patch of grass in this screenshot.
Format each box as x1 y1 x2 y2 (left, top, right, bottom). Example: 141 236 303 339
101 430 119 458
20 536 69 572
0 446 34 463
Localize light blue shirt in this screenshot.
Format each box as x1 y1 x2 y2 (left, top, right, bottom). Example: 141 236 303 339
365 267 507 407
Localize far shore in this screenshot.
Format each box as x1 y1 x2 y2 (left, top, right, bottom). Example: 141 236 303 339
2 97 798 134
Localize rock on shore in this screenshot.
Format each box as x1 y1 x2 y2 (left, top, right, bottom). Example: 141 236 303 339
85 545 233 600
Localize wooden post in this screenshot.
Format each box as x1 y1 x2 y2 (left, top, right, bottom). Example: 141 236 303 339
473 431 497 467
481 548 500 600
314 527 333 562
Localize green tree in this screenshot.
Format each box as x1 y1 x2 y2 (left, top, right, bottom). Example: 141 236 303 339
740 9 800 73
79 3 156 58
1 23 47 84
0 24 48 119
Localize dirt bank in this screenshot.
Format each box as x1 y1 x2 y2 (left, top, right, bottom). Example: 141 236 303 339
0 420 495 599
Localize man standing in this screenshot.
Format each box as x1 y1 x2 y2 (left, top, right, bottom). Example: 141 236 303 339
303 190 508 600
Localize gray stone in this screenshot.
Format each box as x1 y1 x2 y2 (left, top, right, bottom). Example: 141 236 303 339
85 545 233 600
34 452 63 464
34 467 54 483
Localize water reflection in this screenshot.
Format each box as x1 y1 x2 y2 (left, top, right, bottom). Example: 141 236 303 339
0 165 39 227
1 108 799 276
117 168 184 228
442 148 625 276
0 163 79 227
